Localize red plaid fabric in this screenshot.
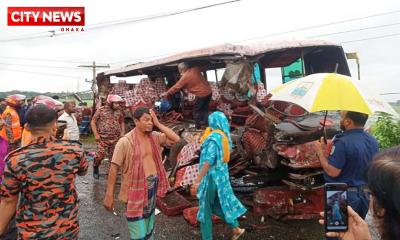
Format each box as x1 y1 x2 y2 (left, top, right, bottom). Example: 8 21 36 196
115 80 127 96
154 78 166 98
135 78 158 105
124 90 136 107
242 129 267 155
109 87 116 94
267 101 307 119
256 83 268 103
125 89 147 107
217 102 233 116
273 140 333 168
174 167 185 188
177 142 201 167
245 113 267 132
175 141 200 187
209 82 221 101
180 164 199 187
221 87 235 101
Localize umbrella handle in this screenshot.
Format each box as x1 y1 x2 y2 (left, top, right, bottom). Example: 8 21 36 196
322 111 328 144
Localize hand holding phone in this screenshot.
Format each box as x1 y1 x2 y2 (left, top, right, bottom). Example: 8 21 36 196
319 206 372 240
324 183 349 232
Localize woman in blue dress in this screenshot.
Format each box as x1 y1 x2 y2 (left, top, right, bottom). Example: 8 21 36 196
191 111 246 240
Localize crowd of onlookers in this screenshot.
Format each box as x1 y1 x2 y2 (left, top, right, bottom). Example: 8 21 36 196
0 95 93 141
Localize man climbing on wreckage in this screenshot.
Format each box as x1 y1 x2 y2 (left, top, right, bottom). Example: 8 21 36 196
161 62 212 129
103 107 180 240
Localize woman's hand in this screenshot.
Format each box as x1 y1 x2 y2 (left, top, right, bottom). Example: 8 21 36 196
319 206 372 240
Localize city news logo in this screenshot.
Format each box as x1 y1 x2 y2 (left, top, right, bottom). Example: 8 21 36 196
8 7 85 32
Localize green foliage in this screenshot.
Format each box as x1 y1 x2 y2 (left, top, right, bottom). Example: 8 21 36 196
389 102 400 114
0 90 93 101
372 112 400 149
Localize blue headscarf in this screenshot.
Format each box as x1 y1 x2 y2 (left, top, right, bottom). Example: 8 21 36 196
206 111 232 151
197 112 247 224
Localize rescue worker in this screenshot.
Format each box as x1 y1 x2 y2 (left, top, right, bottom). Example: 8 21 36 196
18 96 29 127
91 94 125 179
161 62 212 129
0 98 7 115
0 104 88 239
21 96 64 147
0 95 24 150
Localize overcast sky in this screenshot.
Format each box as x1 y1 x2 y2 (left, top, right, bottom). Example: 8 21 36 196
0 0 399 101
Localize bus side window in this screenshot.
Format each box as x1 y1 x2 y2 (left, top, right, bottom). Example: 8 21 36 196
281 58 304 83
206 69 225 83
264 68 284 93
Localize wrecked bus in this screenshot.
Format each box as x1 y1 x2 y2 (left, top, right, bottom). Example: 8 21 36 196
96 39 351 220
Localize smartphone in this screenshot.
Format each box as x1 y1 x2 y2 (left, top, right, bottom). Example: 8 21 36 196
324 183 348 232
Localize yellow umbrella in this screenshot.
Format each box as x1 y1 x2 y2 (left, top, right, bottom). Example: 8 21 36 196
270 73 398 117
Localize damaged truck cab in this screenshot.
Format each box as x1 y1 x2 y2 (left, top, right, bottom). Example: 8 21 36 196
97 40 352 220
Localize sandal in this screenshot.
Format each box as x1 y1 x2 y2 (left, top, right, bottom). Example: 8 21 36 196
232 228 245 240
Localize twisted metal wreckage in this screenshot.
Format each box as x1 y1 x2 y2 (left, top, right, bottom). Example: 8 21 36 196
95 40 352 222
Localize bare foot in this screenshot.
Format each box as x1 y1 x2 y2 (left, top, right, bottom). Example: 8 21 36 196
232 228 245 240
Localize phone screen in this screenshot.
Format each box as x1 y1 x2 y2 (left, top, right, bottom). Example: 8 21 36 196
325 183 348 232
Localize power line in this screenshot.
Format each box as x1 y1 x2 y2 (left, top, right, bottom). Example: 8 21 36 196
0 62 85 70
87 0 240 30
380 92 400 95
2 6 398 66
308 22 400 38
0 55 96 64
0 67 84 79
109 11 400 66
110 32 400 67
110 52 175 65
234 9 400 43
341 32 400 43
0 0 241 42
0 34 55 43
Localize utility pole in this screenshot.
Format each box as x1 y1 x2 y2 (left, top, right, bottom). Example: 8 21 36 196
346 52 360 80
76 79 80 93
78 61 110 112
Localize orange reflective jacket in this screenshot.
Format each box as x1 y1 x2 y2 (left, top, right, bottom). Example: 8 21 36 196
0 106 22 142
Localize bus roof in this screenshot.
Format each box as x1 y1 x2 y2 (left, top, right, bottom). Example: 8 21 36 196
103 39 341 77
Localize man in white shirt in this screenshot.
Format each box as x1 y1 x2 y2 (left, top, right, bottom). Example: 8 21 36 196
58 101 80 141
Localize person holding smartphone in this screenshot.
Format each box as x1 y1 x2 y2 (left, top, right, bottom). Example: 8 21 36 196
320 146 400 240
316 111 379 221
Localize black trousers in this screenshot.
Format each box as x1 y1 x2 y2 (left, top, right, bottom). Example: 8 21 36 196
194 94 212 128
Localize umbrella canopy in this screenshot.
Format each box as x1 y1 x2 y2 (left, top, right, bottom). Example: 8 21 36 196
270 73 398 117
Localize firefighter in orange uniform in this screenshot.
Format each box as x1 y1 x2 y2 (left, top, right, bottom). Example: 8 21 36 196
0 95 24 150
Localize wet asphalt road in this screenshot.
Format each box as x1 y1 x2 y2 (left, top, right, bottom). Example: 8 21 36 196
76 160 325 240
76 141 379 240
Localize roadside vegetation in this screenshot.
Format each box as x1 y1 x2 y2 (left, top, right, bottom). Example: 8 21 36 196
372 112 400 149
